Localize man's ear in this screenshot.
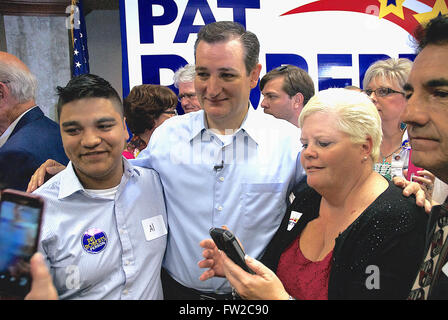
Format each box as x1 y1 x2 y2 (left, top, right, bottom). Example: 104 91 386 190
292 92 304 110
0 81 8 100
250 64 262 89
123 117 130 141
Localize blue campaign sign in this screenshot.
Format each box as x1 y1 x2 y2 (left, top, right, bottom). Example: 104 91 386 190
119 0 443 108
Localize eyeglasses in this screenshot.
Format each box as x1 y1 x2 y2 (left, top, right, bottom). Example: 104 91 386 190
274 65 299 95
363 87 404 97
164 109 178 116
178 92 196 103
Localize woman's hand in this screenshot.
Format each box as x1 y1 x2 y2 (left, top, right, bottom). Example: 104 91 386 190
221 252 290 300
409 170 436 204
393 175 432 213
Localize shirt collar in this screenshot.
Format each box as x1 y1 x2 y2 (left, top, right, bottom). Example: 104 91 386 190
189 110 207 141
188 106 260 145
58 157 138 199
0 106 37 148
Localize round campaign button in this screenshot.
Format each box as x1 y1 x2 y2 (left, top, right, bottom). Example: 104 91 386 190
81 228 108 254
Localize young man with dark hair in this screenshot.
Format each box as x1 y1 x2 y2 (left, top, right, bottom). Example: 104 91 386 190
260 65 315 127
31 74 167 299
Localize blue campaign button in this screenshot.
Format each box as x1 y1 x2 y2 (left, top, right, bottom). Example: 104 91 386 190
81 228 108 254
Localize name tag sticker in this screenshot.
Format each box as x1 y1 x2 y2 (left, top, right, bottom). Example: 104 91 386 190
141 215 167 241
442 261 448 278
287 211 303 231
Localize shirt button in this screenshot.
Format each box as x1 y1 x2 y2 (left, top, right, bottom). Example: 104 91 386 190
217 206 223 211
123 289 129 295
219 177 224 182
125 260 130 266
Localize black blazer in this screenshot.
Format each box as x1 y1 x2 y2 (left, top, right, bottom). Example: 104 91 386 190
0 107 68 191
261 180 428 300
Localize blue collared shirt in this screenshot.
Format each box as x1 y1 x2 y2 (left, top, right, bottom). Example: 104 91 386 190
34 159 167 299
133 107 303 293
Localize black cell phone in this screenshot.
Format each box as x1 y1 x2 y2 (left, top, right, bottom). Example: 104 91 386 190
0 189 44 298
209 227 254 274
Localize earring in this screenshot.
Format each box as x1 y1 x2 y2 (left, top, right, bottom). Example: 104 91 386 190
362 156 368 162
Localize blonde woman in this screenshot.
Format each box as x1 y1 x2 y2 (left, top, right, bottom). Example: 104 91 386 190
199 88 428 300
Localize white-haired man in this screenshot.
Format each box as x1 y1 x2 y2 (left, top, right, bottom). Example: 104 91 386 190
0 52 68 190
173 64 201 113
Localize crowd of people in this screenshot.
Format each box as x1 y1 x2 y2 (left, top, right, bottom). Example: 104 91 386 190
0 15 448 300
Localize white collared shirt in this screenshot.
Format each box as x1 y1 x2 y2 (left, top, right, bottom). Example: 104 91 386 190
132 107 304 293
34 159 167 300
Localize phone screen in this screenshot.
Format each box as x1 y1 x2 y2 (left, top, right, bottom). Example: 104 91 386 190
0 197 42 297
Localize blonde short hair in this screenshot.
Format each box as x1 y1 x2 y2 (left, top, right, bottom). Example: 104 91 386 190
299 88 383 162
362 58 412 90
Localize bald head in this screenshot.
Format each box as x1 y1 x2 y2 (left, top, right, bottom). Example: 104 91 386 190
0 52 31 73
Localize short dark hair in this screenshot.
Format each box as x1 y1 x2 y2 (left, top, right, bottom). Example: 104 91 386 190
56 74 122 120
194 21 260 75
260 65 315 105
414 14 448 52
124 84 177 135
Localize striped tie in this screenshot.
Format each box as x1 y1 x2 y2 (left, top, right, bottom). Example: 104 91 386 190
408 197 448 300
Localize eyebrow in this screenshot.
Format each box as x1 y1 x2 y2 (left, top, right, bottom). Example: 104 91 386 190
61 117 117 127
195 66 238 73
425 78 448 88
404 78 448 92
61 121 79 128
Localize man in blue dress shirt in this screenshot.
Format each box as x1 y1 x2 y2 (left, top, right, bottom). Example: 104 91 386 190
132 21 303 299
28 74 167 299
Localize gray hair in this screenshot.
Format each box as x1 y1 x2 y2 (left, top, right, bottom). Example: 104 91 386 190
173 64 196 88
0 60 37 103
299 88 383 162
194 21 260 75
362 58 413 90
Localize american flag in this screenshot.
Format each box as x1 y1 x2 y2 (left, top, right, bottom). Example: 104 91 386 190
70 0 89 76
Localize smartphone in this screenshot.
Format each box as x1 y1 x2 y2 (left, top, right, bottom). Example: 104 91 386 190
0 189 44 298
407 149 423 182
209 227 254 274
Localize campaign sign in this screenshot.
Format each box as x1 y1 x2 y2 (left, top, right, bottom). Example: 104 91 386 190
119 0 447 111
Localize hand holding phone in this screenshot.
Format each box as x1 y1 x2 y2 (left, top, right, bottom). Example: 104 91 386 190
209 227 254 274
0 189 44 298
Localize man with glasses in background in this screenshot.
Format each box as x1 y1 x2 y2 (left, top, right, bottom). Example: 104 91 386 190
259 64 315 127
173 64 202 114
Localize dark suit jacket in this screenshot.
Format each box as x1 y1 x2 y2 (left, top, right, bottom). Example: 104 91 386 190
0 107 69 191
